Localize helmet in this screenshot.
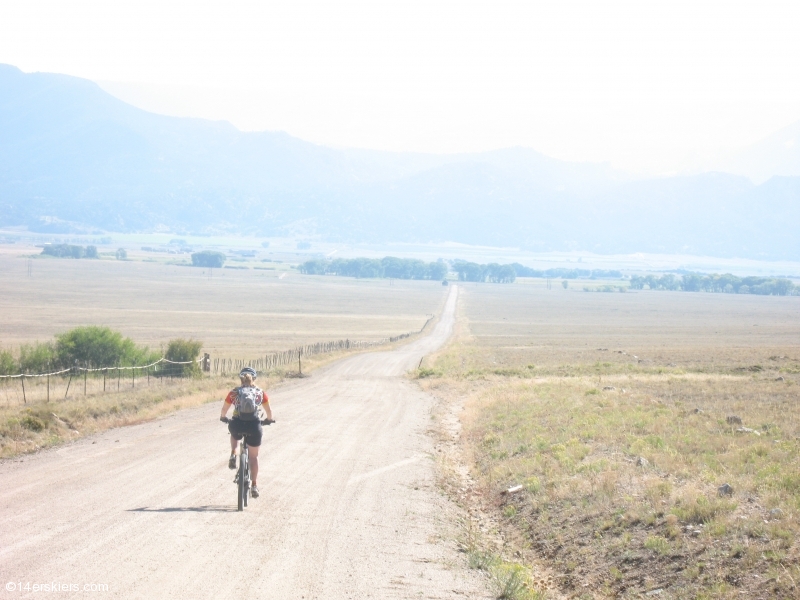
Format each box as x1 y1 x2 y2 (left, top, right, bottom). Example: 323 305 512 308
239 367 257 380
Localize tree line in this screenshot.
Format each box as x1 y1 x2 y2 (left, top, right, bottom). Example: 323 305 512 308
41 244 98 258
0 326 202 376
629 273 797 296
299 257 448 280
510 265 623 279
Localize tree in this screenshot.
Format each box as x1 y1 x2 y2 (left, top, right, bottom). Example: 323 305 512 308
428 261 448 280
115 248 127 260
164 339 203 376
561 280 569 289
85 245 98 258
191 250 226 268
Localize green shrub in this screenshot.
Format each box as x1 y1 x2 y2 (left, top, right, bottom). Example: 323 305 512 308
55 326 156 368
0 349 15 375
164 339 203 376
19 342 56 373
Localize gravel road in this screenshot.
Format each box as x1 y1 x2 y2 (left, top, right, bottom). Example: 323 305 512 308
0 285 491 599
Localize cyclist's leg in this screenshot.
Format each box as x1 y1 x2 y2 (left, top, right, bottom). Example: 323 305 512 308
245 422 263 485
248 445 260 485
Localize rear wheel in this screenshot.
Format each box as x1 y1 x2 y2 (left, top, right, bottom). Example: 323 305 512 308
237 454 246 511
243 453 249 507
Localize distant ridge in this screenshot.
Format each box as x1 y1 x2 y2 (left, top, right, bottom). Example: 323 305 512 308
1 64 798 260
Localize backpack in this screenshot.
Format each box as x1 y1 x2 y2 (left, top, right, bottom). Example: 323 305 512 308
236 386 261 421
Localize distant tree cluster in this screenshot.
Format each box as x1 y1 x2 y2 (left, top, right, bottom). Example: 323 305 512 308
451 261 516 283
41 244 98 259
510 264 623 279
629 273 797 296
191 250 226 268
299 257 448 280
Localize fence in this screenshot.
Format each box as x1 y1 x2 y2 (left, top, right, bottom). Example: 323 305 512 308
0 357 199 406
213 333 413 375
1 316 434 406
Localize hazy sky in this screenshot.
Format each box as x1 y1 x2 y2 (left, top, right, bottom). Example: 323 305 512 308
2 0 799 174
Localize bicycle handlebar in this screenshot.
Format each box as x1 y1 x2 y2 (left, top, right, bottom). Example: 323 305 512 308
220 416 275 425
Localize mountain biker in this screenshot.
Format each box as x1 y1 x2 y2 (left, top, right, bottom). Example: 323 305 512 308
219 367 273 498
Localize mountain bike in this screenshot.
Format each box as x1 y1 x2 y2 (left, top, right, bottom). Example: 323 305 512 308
221 417 274 511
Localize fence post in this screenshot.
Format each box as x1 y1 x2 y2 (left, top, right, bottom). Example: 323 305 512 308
117 365 120 391
84 364 87 396
103 368 106 392
64 367 74 399
298 347 302 376
21 375 26 404
47 373 50 403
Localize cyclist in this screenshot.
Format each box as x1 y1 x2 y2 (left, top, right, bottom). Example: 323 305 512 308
219 367 273 498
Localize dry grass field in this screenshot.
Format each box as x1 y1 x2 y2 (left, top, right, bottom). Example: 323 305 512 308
420 282 800 599
0 246 447 457
0 246 445 358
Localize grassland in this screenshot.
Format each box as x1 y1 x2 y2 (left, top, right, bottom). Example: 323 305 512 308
0 246 445 357
420 282 800 599
0 247 447 456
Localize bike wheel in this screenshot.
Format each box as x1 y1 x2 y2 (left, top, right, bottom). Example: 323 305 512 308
243 453 249 507
237 456 245 511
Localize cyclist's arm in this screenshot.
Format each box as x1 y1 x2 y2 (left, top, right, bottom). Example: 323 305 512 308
220 391 235 419
262 397 273 421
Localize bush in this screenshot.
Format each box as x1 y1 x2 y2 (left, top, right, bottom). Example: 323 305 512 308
191 251 226 268
0 349 17 375
164 339 203 376
55 326 156 368
19 342 56 373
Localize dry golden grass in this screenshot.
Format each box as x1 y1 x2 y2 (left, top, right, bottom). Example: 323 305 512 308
0 376 229 458
421 283 800 599
0 249 445 358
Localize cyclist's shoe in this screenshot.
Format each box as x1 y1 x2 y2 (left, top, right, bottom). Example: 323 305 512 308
228 454 236 470
251 485 260 498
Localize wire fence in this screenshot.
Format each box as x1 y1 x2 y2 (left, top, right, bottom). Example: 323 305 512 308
0 358 199 406
1 316 434 406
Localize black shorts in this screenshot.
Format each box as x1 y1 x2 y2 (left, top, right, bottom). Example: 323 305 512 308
228 418 263 447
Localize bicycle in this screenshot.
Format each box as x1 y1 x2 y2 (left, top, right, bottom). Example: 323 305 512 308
221 417 274 511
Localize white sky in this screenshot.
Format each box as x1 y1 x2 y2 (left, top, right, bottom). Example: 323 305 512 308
2 0 800 175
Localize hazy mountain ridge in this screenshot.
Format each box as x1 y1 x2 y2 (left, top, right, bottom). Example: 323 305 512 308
1 64 798 259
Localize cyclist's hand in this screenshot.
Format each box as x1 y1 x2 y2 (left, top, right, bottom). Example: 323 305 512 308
261 418 275 425
219 416 229 423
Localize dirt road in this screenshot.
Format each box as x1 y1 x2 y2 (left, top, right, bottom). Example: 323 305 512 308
0 285 490 599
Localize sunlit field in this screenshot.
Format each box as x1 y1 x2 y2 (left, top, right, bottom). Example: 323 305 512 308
422 283 800 599
0 247 446 358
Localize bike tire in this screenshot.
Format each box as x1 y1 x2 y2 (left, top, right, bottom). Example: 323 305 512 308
243 452 249 507
237 455 245 511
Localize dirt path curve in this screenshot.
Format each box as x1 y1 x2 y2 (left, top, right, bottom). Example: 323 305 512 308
0 285 491 599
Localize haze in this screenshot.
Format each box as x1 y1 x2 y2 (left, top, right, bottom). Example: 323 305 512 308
2 0 800 176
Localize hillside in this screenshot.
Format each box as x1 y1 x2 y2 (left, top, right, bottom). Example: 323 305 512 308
1 64 798 259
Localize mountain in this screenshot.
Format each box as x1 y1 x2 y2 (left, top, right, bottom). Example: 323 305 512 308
714 120 800 184
1 64 799 260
